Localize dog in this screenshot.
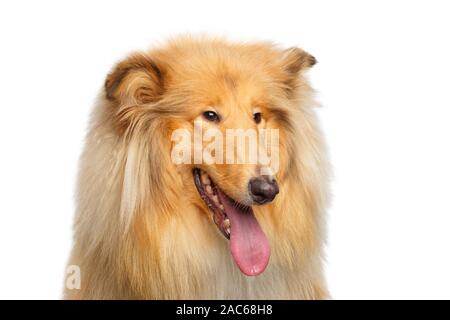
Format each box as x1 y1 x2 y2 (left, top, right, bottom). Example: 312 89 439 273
65 36 330 299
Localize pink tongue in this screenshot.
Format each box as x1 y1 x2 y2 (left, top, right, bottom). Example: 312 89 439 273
217 190 270 276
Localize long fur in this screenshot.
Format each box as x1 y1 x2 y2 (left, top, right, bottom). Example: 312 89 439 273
65 36 330 299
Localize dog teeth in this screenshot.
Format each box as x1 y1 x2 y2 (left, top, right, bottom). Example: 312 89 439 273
201 173 211 185
225 227 231 236
219 204 224 210
222 218 230 229
206 185 213 194
212 195 219 204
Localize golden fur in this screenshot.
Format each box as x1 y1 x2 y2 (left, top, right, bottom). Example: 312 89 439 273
65 36 330 299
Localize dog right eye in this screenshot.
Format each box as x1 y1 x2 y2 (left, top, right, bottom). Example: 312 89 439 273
203 111 220 122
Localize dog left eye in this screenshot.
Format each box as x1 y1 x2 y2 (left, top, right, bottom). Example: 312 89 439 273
203 111 220 122
253 112 262 124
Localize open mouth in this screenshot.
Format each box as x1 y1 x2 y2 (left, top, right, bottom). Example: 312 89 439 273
193 168 271 276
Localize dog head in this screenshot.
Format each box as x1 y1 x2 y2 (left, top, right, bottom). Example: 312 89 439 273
104 38 316 275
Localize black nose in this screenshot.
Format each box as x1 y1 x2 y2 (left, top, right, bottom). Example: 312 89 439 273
249 176 279 204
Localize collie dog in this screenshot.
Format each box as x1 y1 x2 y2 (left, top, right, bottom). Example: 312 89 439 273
65 37 330 299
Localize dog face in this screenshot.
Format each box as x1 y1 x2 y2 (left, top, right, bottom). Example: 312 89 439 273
168 66 281 206
104 38 315 276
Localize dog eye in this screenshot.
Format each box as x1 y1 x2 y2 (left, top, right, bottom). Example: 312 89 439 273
203 111 220 122
253 112 262 124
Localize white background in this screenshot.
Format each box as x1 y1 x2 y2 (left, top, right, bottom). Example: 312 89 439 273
0 0 449 299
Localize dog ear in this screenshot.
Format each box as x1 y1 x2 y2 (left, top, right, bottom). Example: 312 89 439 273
281 47 316 74
105 53 164 105
280 47 316 96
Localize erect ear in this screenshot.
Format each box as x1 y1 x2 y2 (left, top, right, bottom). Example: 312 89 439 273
281 47 316 74
279 47 316 95
105 53 164 105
